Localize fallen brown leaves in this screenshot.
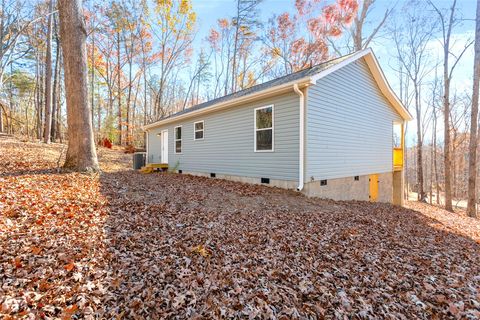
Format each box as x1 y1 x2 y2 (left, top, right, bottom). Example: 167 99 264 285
405 201 480 243
1 134 479 319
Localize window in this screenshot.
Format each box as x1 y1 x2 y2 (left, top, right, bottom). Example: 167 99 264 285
174 126 182 153
194 121 204 140
254 105 274 152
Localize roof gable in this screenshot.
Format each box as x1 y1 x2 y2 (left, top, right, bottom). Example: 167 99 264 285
309 49 412 121
144 49 412 130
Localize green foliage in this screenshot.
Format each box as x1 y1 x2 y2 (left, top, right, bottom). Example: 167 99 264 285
168 160 180 173
7 71 35 97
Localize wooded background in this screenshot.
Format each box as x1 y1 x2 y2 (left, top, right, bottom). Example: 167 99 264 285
0 0 479 215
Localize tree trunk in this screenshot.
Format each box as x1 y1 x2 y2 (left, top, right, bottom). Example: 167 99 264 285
467 0 480 218
430 127 434 205
43 0 54 143
452 129 457 199
231 0 240 93
35 51 43 140
55 65 62 142
441 0 457 212
0 103 7 134
433 107 440 205
117 31 122 145
58 0 99 171
51 20 60 142
91 23 96 141
444 79 453 211
414 86 426 201
0 103 3 133
97 81 101 135
126 52 132 145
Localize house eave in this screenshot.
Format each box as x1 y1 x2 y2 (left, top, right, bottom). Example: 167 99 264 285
143 48 412 132
142 79 314 131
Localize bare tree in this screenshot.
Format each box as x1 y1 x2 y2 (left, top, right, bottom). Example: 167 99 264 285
431 69 442 205
429 0 474 212
0 0 32 133
58 0 99 171
352 0 390 51
392 1 436 201
43 0 54 143
50 27 60 142
231 0 261 93
467 0 480 218
326 0 391 55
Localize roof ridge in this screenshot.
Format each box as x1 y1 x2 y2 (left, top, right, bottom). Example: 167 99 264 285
146 50 369 127
175 53 356 111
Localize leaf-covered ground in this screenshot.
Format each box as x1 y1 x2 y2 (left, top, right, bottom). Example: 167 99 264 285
1 134 480 319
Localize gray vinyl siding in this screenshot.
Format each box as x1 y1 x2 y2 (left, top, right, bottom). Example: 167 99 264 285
305 58 403 180
147 92 300 181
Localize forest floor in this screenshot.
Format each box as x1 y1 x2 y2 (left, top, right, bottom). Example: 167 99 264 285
1 134 480 319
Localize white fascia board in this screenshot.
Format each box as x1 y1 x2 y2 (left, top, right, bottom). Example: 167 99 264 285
142 79 314 131
363 51 413 121
310 49 372 83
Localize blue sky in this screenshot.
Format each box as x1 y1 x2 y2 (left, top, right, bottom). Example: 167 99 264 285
192 0 477 38
190 0 477 144
190 0 476 90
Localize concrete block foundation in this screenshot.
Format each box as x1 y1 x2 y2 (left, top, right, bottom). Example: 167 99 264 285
176 170 400 204
179 170 298 190
302 172 394 203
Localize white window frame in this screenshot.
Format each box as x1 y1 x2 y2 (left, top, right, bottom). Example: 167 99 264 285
174 125 182 154
193 120 204 141
254 105 274 152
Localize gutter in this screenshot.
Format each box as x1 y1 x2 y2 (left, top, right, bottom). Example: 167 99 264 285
293 83 305 191
142 78 313 131
142 49 411 132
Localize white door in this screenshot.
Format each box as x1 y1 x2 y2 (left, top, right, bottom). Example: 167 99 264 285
161 130 168 164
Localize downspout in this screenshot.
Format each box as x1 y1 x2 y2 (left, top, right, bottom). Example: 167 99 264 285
293 84 305 191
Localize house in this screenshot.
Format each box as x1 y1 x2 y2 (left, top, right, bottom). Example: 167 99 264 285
142 49 412 206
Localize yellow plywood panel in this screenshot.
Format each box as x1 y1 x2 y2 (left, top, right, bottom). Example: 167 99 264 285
146 163 169 169
140 167 154 174
369 174 378 202
393 148 403 169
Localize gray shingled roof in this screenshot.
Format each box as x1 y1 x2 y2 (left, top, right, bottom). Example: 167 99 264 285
153 53 356 123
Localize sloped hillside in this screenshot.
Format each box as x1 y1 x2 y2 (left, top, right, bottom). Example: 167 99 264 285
1 135 479 319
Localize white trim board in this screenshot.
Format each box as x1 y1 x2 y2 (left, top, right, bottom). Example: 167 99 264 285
193 120 204 141
254 104 275 153
174 125 182 154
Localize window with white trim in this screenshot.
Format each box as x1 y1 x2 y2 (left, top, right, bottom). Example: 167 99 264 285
254 105 274 152
194 121 204 140
174 126 182 153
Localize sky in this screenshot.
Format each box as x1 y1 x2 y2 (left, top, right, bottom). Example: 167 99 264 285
191 0 476 87
190 0 477 145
